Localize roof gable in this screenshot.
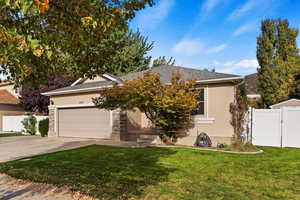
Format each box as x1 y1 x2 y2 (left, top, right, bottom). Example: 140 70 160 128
270 99 300 109
0 89 20 104
71 73 122 86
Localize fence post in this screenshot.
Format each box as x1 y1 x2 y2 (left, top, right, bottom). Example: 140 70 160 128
249 107 254 144
280 108 284 148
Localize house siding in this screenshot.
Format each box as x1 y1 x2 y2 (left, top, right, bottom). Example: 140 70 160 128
48 83 235 146
177 83 235 146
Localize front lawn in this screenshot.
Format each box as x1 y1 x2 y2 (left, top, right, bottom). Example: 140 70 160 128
0 145 299 200
0 133 25 137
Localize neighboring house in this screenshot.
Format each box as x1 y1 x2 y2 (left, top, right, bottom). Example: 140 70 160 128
244 73 261 108
270 99 300 109
42 65 243 146
0 81 25 130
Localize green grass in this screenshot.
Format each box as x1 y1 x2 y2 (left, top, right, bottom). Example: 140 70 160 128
0 133 25 137
0 146 300 200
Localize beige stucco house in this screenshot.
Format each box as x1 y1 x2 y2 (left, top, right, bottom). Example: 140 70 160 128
43 66 243 146
0 81 25 130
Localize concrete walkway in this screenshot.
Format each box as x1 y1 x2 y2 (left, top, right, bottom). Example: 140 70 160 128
0 136 137 163
0 174 94 200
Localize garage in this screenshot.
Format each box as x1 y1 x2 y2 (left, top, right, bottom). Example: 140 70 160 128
58 107 112 139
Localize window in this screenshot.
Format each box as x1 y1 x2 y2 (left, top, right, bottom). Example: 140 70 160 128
192 88 205 115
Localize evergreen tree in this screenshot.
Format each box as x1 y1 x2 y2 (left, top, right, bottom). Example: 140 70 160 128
104 31 154 75
152 56 176 67
257 19 300 107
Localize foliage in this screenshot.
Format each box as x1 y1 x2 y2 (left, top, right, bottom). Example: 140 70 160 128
20 74 75 114
228 141 258 152
103 30 153 75
38 118 49 137
21 115 37 135
93 72 199 141
230 83 248 143
216 143 228 149
257 19 300 107
1 145 300 199
152 56 175 67
0 0 153 88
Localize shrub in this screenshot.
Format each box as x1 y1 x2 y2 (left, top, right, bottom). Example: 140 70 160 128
22 115 37 135
217 143 228 149
39 118 49 137
229 141 258 152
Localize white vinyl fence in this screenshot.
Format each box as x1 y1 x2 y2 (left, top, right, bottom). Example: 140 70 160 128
251 107 300 148
3 115 48 135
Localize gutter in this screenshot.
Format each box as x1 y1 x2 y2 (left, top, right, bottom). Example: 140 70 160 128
41 84 123 96
42 76 243 96
196 76 244 84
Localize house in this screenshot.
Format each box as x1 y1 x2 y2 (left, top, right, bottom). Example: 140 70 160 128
244 73 261 107
0 81 25 130
42 65 243 146
270 99 300 109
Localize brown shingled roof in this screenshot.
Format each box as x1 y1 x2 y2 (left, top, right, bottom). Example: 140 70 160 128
0 89 19 104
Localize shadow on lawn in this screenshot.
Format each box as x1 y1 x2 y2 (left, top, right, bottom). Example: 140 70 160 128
0 145 177 200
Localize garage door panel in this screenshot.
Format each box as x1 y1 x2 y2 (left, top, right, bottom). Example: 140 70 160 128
58 107 111 139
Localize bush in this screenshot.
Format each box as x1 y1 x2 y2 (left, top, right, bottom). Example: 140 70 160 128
217 143 228 149
39 118 49 137
229 141 258 152
22 115 37 135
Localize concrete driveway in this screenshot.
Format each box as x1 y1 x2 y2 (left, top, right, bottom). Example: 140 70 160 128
0 136 137 163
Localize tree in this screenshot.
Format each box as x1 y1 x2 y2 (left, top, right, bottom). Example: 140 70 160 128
230 83 248 143
20 74 75 114
104 30 153 76
93 72 199 142
257 19 300 107
152 56 175 67
0 0 153 88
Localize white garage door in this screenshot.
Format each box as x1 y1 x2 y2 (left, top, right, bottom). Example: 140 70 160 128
58 107 111 139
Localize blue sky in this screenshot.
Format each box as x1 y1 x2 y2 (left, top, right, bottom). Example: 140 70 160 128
130 0 300 75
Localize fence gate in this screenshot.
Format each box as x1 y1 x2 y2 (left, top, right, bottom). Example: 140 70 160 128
282 107 300 148
251 107 300 148
252 109 282 147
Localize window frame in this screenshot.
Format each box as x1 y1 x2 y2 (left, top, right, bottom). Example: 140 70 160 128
192 87 207 117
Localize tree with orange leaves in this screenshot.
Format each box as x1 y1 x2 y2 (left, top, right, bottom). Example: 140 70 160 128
93 72 199 142
0 0 153 88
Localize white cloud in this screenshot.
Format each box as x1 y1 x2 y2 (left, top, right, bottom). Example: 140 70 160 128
223 61 235 67
233 23 255 36
235 59 259 68
202 0 220 12
216 59 259 68
172 39 204 56
212 60 220 65
172 39 227 56
208 44 227 53
213 59 259 74
135 0 175 29
227 0 269 20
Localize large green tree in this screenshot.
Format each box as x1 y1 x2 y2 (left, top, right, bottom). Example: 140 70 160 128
104 31 153 76
152 56 175 67
0 0 153 88
257 19 300 107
